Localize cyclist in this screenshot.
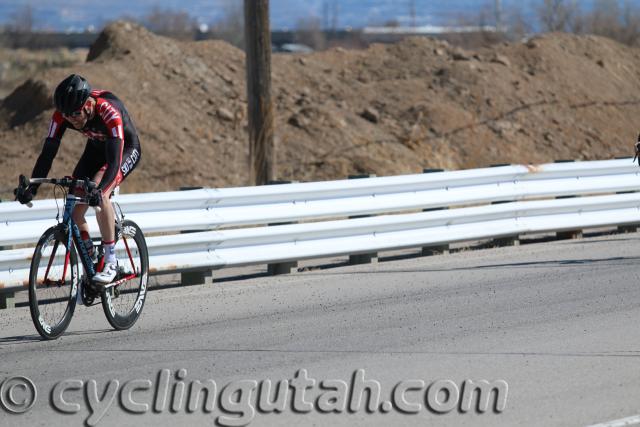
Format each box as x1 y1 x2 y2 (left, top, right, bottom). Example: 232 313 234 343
14 74 142 284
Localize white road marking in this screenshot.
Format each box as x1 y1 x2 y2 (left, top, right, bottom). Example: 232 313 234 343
587 415 640 427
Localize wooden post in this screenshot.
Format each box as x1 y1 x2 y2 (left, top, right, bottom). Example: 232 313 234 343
244 0 275 185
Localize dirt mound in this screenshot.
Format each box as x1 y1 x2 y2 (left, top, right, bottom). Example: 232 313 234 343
87 21 146 61
0 78 51 128
0 46 86 99
1 23 639 198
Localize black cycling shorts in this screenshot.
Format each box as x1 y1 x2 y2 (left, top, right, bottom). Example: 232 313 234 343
72 139 141 195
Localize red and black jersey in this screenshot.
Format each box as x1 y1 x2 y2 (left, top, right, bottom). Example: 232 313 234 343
46 90 132 144
32 90 140 193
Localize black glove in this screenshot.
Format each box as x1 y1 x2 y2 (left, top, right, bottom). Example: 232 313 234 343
87 188 102 207
14 174 37 204
13 186 33 205
635 133 640 166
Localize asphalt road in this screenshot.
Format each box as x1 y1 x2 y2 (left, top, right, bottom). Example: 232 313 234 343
1 232 640 427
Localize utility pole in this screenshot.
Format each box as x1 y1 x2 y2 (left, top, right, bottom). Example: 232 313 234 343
495 0 503 32
331 1 338 31
244 0 274 185
410 0 416 27
323 1 330 30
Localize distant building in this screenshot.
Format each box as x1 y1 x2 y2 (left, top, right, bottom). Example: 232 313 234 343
275 43 314 53
362 25 498 34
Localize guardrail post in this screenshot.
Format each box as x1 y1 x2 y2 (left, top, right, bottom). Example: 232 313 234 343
490 212 519 246
614 157 639 232
554 160 583 240
0 199 7 252
617 225 638 233
617 186 639 233
493 236 520 247
267 180 299 275
348 174 378 265
181 270 214 286
0 199 14 299
488 164 520 247
178 187 214 286
616 201 638 233
421 168 450 255
0 291 15 310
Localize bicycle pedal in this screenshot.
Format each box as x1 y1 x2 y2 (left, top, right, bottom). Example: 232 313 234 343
101 281 118 290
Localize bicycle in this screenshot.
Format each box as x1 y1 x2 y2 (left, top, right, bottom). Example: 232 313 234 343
15 175 149 340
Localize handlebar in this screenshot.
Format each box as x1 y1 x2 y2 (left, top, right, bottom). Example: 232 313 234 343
15 175 100 210
26 176 98 191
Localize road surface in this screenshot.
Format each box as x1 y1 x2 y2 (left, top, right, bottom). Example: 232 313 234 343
1 232 639 427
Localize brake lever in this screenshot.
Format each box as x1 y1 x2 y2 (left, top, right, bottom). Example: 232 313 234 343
15 174 32 207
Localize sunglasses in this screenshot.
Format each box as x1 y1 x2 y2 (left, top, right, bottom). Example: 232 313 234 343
64 109 84 118
62 99 90 118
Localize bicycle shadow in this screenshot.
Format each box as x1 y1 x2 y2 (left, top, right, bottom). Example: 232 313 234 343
0 329 113 345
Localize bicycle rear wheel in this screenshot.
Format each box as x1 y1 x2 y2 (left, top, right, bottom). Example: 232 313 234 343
28 226 78 340
101 219 149 330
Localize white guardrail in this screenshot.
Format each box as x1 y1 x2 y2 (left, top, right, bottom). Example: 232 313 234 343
1 158 639 293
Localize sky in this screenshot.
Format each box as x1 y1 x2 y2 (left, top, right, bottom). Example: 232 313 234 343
0 0 544 32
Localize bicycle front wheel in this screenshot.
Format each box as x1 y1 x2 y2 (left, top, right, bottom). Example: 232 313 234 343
28 226 79 340
101 219 149 330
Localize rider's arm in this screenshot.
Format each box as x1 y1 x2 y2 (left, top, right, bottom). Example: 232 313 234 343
32 138 61 178
95 98 124 194
30 112 67 193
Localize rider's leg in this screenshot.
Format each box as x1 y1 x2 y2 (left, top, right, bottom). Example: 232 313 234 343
72 140 102 245
92 168 116 243
72 204 93 256
72 204 89 234
92 169 121 283
93 144 140 283
95 144 140 244
95 189 115 243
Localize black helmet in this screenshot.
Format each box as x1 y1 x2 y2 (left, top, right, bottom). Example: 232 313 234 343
54 74 92 115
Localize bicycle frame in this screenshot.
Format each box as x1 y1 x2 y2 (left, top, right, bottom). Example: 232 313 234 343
41 194 94 288
42 192 139 290
66 194 96 276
